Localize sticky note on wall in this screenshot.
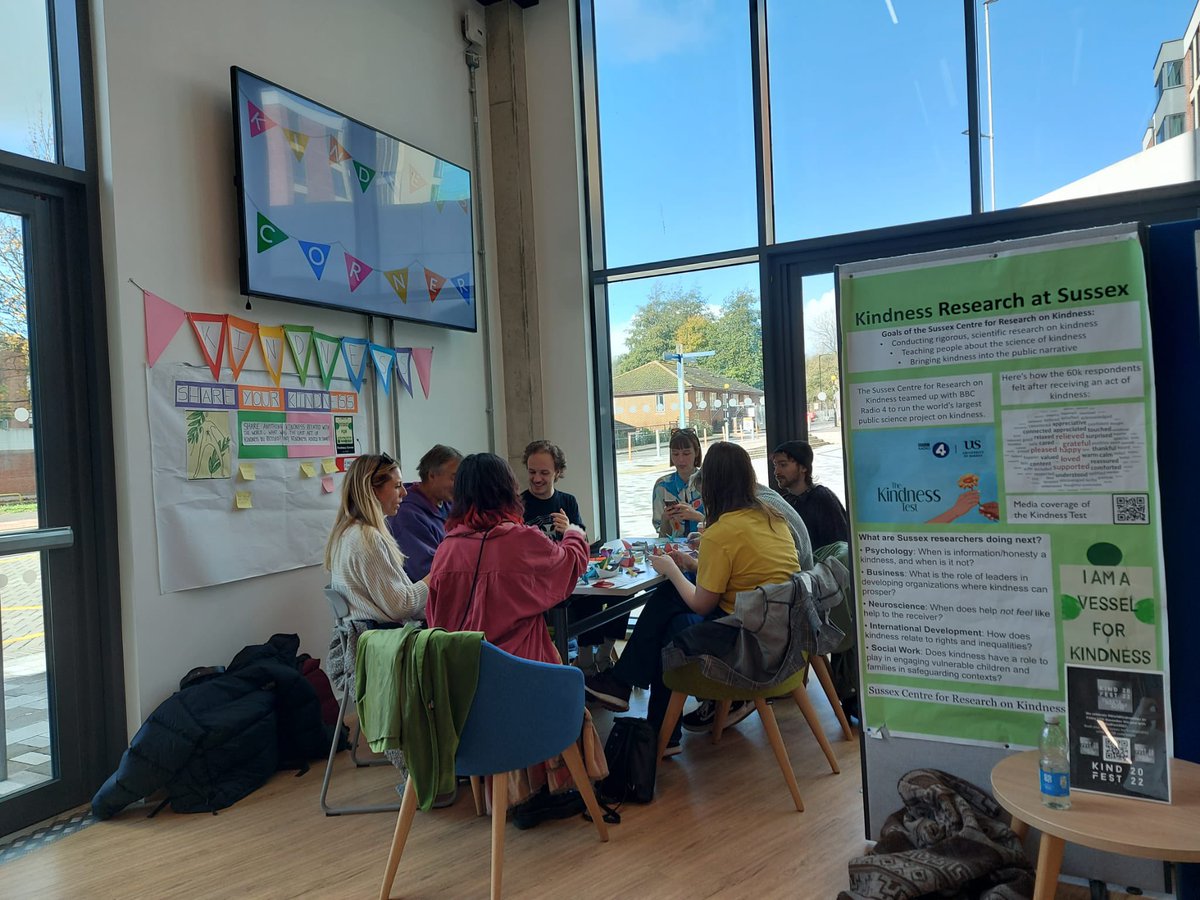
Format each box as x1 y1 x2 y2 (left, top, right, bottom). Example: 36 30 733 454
300 462 316 478
238 462 256 481
235 491 253 509
321 458 337 475
321 475 336 493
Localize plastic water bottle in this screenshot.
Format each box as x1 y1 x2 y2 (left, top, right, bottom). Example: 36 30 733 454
1039 713 1071 809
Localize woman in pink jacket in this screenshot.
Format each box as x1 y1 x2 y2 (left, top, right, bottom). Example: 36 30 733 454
427 451 588 664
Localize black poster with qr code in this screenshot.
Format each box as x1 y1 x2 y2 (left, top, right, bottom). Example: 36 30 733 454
1066 665 1170 802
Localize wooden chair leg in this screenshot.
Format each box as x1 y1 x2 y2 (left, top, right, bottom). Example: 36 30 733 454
711 699 733 744
790 684 841 774
470 776 485 817
753 699 804 812
561 742 610 842
379 775 419 900
656 691 687 761
810 656 854 741
490 773 507 900
1033 832 1066 900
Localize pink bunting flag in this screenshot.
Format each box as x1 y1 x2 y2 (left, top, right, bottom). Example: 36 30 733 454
411 347 433 399
143 289 187 367
247 101 277 137
345 252 373 293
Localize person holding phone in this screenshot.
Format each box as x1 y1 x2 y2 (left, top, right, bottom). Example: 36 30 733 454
652 427 704 538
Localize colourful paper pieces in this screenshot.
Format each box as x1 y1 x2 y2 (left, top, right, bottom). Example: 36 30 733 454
321 458 338 475
321 475 336 493
369 344 396 395
411 347 434 399
235 490 253 509
384 268 409 303
300 462 316 478
283 128 309 161
238 462 256 481
340 337 369 391
256 213 288 253
247 101 277 137
344 252 372 293
225 316 258 379
143 289 187 367
352 160 376 193
328 136 350 163
284 325 314 386
188 313 226 379
258 325 285 387
298 241 330 281
451 273 473 302
424 268 445 303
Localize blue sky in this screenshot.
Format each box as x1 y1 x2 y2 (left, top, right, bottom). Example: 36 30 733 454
594 0 1195 356
0 2 55 161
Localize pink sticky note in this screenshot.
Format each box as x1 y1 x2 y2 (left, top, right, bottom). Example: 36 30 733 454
321 474 336 493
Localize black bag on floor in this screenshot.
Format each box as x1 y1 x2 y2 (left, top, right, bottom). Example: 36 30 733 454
599 716 656 804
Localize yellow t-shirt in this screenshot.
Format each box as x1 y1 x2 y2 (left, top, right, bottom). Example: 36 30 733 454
696 507 801 614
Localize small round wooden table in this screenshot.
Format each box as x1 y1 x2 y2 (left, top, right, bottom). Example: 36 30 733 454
990 750 1200 900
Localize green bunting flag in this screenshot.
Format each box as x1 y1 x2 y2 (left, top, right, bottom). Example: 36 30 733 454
256 213 289 253
353 160 376 193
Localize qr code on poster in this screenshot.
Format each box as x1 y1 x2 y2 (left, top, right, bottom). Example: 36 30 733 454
1102 736 1132 763
1113 494 1149 524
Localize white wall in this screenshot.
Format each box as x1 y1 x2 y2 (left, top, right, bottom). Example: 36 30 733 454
522 0 602 533
91 0 502 730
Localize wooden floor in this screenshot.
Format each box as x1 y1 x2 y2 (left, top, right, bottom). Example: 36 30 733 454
0 682 1134 899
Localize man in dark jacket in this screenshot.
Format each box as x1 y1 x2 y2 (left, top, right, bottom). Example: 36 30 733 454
388 444 461 580
92 634 330 819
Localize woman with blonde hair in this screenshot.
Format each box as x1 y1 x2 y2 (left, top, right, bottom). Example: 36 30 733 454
325 453 428 624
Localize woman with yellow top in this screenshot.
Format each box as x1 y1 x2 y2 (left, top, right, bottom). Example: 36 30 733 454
584 442 799 756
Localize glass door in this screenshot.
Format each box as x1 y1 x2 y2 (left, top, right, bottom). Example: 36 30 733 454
0 183 112 834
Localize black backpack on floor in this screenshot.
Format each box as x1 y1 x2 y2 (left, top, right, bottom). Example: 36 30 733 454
599 716 657 804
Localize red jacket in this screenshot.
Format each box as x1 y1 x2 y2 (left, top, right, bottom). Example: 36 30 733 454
427 522 588 665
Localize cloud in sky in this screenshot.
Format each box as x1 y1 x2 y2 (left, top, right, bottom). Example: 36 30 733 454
595 0 716 63
803 287 837 352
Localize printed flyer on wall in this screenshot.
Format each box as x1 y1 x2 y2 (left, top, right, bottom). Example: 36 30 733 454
838 225 1170 747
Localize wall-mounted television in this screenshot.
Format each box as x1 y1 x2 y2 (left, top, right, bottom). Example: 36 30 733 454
231 67 477 332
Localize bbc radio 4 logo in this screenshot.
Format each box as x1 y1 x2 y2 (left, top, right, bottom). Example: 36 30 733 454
918 439 984 460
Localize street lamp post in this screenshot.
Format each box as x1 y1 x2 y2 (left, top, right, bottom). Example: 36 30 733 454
663 344 715 429
983 0 1000 212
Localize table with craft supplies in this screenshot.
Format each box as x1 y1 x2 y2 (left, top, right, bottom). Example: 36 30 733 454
548 565 665 664
990 750 1200 900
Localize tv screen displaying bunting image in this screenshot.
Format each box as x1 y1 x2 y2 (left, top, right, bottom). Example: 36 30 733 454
231 67 477 332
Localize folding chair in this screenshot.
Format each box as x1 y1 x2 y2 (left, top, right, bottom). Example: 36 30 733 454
319 586 402 816
378 641 609 899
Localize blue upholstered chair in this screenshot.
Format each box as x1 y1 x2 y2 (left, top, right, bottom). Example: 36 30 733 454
378 641 610 900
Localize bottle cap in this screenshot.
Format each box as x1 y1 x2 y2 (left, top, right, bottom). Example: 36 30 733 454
1043 712 1061 724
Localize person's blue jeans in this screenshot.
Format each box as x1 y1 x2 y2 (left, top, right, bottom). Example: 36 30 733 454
610 580 719 744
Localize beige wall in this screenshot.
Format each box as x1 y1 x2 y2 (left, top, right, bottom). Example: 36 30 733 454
92 0 503 730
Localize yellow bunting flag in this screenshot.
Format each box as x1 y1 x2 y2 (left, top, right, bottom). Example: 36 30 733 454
283 129 309 161
384 268 409 303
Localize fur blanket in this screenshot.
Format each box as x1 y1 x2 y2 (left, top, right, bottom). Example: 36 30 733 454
838 769 1034 900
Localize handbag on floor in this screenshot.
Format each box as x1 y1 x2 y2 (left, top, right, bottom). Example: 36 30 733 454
599 716 656 804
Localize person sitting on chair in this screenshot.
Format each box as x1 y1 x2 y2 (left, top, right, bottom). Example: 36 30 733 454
325 453 428 625
388 443 461 580
585 442 800 757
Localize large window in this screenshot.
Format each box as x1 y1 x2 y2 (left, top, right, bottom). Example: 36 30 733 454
0 1 56 162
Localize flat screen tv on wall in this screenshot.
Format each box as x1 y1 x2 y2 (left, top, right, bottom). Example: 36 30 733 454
231 67 477 332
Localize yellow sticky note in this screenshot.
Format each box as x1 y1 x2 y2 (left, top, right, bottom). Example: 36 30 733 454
321 458 338 475
300 462 316 478
235 491 253 510
238 462 256 481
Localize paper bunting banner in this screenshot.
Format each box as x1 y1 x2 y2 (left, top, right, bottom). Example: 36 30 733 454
424 268 445 303
143 289 187 367
458 199 469 214
411 347 433 399
258 325 285 386
384 268 409 303
328 136 350 163
345 252 373 293
188 313 226 379
352 161 376 193
340 337 370 392
283 325 314 386
247 101 277 137
450 273 473 303
256 213 288 253
313 331 342 390
394 348 413 397
283 128 309 161
225 315 259 379
297 241 330 281
369 344 396 395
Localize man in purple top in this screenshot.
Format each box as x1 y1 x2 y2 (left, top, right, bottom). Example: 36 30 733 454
388 444 461 580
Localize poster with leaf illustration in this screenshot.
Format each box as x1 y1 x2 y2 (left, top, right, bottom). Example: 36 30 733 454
185 410 232 479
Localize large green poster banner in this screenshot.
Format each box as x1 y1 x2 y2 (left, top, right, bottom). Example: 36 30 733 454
838 226 1169 747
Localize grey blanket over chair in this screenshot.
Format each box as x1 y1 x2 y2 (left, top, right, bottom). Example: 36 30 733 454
661 556 850 692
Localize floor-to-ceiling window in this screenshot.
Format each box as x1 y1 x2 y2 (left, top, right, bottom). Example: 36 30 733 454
579 0 1200 538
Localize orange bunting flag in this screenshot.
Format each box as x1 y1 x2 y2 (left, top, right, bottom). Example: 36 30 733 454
424 268 445 303
328 136 350 163
385 268 409 303
187 313 227 380
283 128 309 161
258 325 285 387
225 315 259 379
